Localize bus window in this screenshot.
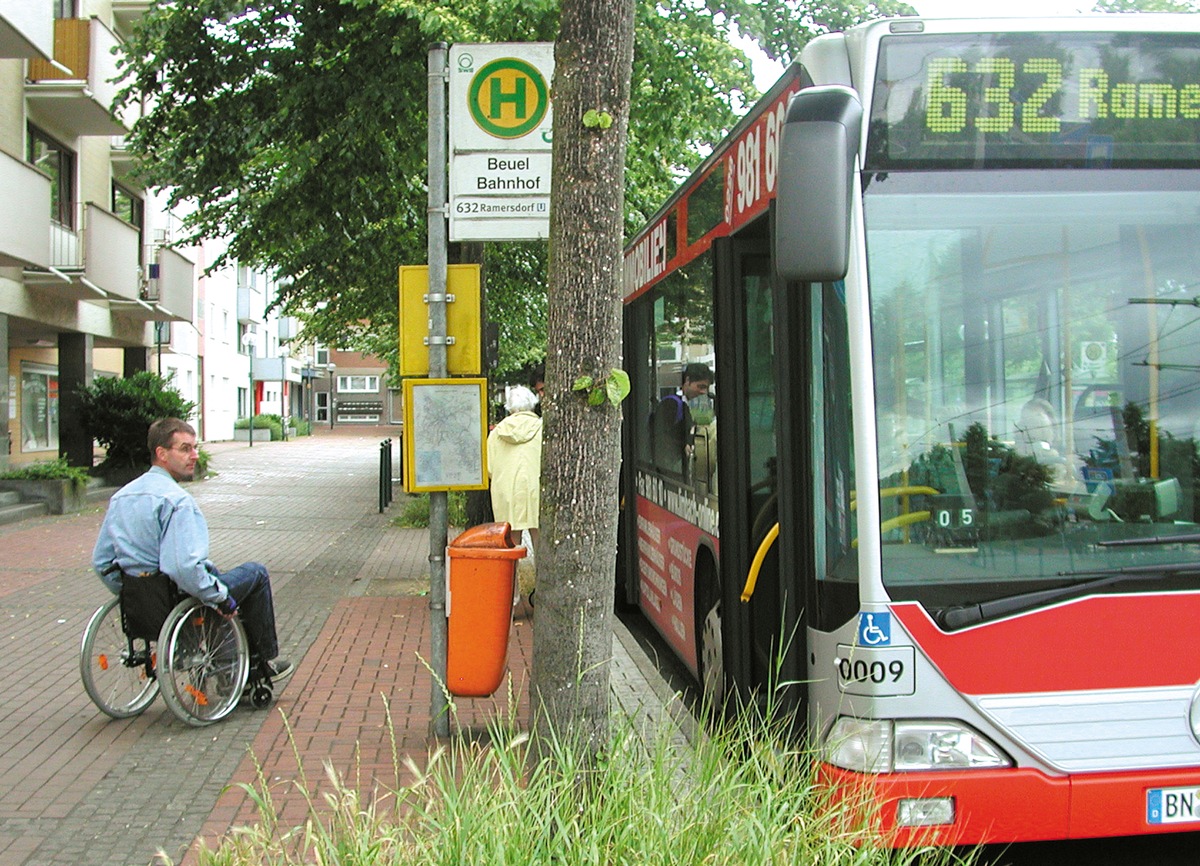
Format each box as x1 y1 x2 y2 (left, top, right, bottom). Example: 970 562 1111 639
817 282 858 593
647 260 716 484
866 171 1200 607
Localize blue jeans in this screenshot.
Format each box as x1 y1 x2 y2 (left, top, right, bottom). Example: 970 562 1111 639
215 562 279 661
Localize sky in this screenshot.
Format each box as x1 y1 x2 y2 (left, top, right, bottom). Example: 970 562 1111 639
742 0 1095 88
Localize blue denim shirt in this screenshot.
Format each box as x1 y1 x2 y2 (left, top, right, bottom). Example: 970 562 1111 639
91 466 228 605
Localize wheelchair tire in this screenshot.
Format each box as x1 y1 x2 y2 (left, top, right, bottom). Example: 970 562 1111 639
156 599 249 727
80 597 160 719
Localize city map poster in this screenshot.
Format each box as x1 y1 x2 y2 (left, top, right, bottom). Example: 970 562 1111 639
402 378 489 492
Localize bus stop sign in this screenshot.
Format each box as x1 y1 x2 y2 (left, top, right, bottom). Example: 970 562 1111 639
449 43 554 242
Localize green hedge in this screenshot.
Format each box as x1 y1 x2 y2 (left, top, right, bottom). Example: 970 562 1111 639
0 458 90 489
234 415 312 439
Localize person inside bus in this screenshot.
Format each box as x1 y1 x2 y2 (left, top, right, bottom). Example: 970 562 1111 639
651 362 712 478
1015 396 1081 493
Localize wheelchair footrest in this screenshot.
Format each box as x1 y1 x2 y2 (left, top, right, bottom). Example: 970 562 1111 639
243 661 276 708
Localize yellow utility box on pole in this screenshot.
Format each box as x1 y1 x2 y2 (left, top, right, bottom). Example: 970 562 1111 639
398 264 482 376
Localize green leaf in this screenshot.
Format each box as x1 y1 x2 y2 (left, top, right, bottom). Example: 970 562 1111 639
606 369 631 405
572 375 594 392
587 387 606 406
582 109 602 128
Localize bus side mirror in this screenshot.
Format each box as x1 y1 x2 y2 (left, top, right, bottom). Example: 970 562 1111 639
773 86 862 283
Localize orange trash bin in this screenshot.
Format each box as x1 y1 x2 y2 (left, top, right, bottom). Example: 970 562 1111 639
445 522 528 697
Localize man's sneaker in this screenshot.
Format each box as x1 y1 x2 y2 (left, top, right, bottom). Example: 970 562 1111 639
265 659 294 682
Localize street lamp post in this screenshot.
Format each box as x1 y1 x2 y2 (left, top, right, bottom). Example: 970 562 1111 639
328 363 336 430
280 346 289 441
242 332 256 447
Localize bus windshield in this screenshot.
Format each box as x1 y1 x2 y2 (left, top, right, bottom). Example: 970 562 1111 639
865 169 1200 618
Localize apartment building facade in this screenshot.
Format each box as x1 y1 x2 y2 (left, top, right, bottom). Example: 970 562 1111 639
0 0 197 469
0 2 393 469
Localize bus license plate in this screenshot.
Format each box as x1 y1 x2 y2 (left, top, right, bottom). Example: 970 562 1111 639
1147 787 1200 824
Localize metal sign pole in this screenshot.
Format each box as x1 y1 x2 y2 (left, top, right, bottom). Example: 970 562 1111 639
427 42 451 738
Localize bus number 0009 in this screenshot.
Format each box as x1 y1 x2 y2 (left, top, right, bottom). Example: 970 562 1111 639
838 657 905 684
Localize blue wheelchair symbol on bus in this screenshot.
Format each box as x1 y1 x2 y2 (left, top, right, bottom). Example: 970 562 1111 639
858 612 891 646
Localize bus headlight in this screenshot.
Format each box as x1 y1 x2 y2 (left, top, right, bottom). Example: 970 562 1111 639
826 717 1011 773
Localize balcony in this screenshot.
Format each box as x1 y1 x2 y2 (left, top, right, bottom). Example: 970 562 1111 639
0 0 53 60
117 245 195 323
25 202 139 303
111 0 151 38
0 150 50 268
26 17 128 137
254 356 303 384
237 282 265 325
110 135 136 177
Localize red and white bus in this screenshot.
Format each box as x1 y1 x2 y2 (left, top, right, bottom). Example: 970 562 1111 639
620 14 1200 845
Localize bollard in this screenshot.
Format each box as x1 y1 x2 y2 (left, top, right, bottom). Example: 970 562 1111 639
379 438 393 513
386 438 396 506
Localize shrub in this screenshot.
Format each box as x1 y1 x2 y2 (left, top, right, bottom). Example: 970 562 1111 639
77 372 196 472
0 458 90 490
235 415 283 440
391 491 468 528
196 447 213 479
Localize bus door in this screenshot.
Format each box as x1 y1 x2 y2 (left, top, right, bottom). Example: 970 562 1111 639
714 234 800 706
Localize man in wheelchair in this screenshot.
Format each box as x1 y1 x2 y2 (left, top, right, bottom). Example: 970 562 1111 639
91 417 292 686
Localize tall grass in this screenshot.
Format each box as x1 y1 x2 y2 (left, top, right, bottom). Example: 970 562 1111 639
163 694 975 866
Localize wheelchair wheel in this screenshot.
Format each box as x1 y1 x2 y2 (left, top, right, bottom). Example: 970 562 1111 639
80 597 159 719
157 599 249 727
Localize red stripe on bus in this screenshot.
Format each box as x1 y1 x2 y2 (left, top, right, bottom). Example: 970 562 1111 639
892 595 1200 694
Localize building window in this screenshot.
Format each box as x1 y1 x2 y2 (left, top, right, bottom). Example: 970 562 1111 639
337 375 379 393
238 323 255 353
20 363 59 452
315 346 330 366
53 0 77 19
112 182 144 230
28 126 75 228
315 392 329 422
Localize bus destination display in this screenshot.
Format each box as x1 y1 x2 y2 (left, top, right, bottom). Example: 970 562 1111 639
868 33 1200 168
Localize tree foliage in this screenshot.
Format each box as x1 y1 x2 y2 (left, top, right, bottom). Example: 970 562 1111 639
1092 0 1199 10
117 0 910 382
711 0 915 65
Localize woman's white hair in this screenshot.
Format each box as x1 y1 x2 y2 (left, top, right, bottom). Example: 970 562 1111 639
505 385 539 414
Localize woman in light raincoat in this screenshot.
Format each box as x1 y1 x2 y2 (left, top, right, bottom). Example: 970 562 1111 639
487 385 542 548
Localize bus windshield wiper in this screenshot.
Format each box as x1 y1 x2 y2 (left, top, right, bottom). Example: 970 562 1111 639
936 562 1200 630
1097 532 1200 547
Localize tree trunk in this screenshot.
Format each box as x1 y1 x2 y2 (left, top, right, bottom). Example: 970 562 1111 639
532 0 635 761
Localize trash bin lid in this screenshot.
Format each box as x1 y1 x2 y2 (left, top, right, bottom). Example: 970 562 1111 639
449 522 520 549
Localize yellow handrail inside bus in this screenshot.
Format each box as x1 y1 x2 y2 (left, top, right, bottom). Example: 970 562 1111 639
879 511 932 533
850 485 940 509
741 487 940 596
741 522 779 603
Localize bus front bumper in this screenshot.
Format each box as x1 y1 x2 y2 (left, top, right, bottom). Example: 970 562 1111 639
819 763 1200 845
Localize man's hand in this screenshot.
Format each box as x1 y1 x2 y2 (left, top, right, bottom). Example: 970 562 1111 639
216 596 238 619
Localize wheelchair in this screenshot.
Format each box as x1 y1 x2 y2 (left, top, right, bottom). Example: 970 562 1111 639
80 572 280 727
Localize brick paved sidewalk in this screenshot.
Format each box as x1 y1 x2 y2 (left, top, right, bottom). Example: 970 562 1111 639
0 428 687 866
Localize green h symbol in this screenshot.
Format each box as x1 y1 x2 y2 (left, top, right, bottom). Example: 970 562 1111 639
489 76 527 120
